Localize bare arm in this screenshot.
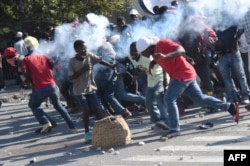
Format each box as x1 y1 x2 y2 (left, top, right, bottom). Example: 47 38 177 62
153 46 186 59
21 68 34 86
99 60 116 69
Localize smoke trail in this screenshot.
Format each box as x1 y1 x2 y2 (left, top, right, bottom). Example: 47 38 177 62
32 0 250 81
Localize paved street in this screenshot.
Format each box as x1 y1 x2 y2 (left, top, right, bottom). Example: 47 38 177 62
1 87 250 166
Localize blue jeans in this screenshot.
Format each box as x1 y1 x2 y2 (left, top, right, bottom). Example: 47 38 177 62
115 73 145 106
59 79 77 108
29 85 76 129
218 50 249 102
145 81 168 124
165 78 228 131
95 69 125 114
75 92 105 115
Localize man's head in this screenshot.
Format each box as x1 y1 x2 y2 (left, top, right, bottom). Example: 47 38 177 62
136 37 156 58
129 9 140 21
74 40 87 55
16 32 23 39
3 47 18 66
130 41 140 61
116 16 126 28
171 0 178 7
24 36 39 53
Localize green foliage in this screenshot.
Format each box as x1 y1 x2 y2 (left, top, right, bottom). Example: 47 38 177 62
0 0 132 34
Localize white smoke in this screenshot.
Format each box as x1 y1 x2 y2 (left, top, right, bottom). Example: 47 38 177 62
34 0 250 67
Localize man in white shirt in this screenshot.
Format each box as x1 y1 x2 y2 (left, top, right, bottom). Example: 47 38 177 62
14 32 28 56
129 41 169 130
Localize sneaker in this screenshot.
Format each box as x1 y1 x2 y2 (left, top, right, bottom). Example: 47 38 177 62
245 104 250 110
40 122 52 134
156 121 169 130
35 120 56 133
35 127 52 133
228 103 239 123
160 130 181 139
84 132 92 142
151 124 164 130
50 119 57 128
68 128 78 134
121 109 132 120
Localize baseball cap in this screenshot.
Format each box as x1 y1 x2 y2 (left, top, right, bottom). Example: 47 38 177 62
16 32 23 38
136 37 154 53
3 47 17 58
129 9 139 15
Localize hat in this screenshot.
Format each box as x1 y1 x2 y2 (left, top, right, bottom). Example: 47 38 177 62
16 32 23 38
24 36 39 50
136 37 154 53
129 9 139 15
3 47 17 58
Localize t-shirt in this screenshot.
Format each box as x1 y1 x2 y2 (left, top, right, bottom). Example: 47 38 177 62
22 54 56 90
68 52 102 95
129 55 164 87
215 25 237 54
154 39 196 81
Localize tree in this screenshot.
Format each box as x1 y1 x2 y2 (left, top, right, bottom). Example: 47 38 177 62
0 0 132 42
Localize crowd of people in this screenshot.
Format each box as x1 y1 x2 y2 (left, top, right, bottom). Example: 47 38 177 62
1 0 250 141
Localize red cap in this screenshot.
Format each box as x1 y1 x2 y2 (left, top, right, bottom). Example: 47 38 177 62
3 47 17 58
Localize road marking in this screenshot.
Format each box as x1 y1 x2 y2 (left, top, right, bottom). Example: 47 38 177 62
160 145 250 151
123 155 222 162
186 136 250 142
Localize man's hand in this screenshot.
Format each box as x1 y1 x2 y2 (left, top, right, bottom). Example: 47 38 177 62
183 55 195 65
153 53 166 60
110 63 117 69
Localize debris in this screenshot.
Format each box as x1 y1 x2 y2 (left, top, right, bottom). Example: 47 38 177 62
155 148 161 152
83 147 90 152
65 152 72 156
29 157 37 164
198 112 204 117
157 162 163 166
138 141 145 145
114 151 120 155
108 148 114 153
160 137 168 141
198 122 214 129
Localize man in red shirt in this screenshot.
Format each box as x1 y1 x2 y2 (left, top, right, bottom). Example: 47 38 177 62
21 36 77 134
135 37 239 139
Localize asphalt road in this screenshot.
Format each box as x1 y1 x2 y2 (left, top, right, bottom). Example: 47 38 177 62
1 87 250 166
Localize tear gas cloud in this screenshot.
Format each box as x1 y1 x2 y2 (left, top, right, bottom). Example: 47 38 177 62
34 0 250 75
